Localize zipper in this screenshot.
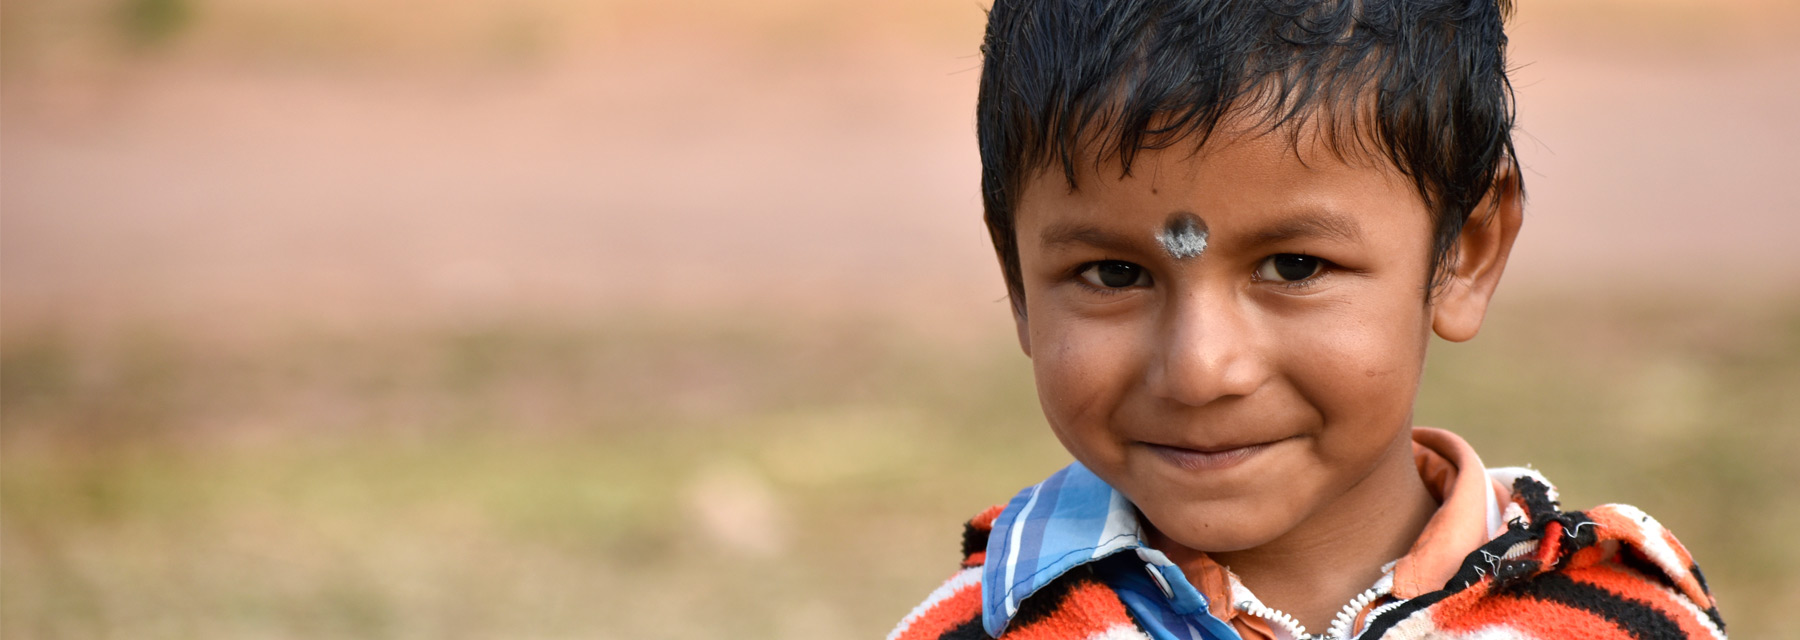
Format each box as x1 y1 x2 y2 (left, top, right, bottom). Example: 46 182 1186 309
1358 599 1409 634
1234 579 1395 640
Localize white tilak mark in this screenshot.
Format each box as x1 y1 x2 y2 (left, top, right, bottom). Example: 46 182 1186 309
1158 216 1208 260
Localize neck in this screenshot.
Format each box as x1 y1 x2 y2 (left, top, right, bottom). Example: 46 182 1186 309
1159 430 1439 634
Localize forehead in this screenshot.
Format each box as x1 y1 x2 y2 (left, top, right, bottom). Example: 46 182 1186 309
1014 121 1426 237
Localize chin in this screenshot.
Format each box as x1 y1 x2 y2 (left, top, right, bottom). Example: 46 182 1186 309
1165 524 1278 555
1143 498 1294 554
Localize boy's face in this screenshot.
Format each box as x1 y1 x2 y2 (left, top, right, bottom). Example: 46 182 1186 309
1011 123 1475 553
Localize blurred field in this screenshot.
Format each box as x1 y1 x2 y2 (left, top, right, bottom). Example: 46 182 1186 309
4 0 1799 638
4 298 1798 638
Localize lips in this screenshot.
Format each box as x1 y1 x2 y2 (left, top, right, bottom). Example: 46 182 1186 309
1143 438 1286 471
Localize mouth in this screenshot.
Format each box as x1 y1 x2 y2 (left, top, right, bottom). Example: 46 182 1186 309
1142 438 1288 472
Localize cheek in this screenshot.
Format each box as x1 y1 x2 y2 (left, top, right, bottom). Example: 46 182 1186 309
1283 295 1430 436
1028 314 1141 447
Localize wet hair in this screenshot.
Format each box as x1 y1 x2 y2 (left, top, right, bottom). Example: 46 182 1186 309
978 0 1519 315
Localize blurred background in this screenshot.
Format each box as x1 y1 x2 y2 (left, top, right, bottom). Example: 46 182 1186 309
2 0 1797 637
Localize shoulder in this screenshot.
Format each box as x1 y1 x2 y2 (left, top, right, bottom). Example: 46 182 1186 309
1540 503 1726 637
1366 474 1728 639
888 506 1002 640
888 505 1147 640
889 565 986 640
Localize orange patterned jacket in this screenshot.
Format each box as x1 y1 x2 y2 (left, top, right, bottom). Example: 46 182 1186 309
889 474 1725 640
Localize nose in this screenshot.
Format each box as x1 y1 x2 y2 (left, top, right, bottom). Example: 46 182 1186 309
1145 292 1270 407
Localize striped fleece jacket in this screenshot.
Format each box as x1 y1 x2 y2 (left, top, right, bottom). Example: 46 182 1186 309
890 459 1725 639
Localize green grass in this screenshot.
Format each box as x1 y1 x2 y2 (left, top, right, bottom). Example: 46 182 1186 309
3 295 1796 638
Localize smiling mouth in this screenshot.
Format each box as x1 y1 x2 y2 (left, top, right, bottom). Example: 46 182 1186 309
1143 439 1286 471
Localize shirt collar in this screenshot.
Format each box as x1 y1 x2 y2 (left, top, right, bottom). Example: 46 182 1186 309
981 462 1205 636
1394 427 1506 598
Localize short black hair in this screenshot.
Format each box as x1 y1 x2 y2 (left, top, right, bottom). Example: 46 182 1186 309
977 0 1519 315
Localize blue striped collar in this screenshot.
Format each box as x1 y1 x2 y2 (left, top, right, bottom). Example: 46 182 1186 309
980 462 1214 637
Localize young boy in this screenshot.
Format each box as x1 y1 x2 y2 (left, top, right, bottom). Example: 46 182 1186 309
889 1 1726 639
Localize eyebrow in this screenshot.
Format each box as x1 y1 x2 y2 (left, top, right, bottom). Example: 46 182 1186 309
1243 212 1365 247
1038 223 1144 253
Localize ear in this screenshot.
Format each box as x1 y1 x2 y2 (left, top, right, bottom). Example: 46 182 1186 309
1432 167 1524 343
1012 302 1033 357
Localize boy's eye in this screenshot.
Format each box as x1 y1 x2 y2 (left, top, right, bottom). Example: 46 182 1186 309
1078 261 1152 289
1256 254 1323 282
